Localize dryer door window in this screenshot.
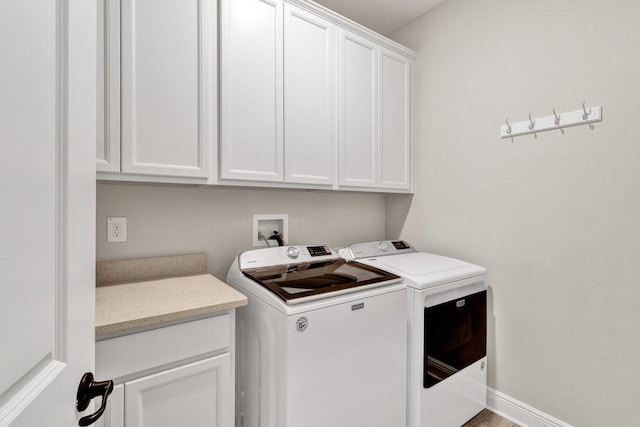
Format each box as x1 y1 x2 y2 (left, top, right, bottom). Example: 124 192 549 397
423 290 486 388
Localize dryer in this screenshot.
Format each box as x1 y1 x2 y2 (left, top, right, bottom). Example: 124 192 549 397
341 240 487 427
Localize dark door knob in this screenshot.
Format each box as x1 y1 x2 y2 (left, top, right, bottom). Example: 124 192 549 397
76 372 114 426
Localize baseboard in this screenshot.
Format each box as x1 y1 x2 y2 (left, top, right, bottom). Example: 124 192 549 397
486 387 573 427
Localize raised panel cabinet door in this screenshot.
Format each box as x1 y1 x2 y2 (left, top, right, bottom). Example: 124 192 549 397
379 48 413 190
95 383 124 427
120 0 216 178
284 4 338 186
125 354 232 427
97 0 120 172
339 30 378 188
220 0 284 182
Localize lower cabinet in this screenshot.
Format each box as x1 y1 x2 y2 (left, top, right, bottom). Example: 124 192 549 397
98 355 231 427
96 313 234 427
96 384 124 427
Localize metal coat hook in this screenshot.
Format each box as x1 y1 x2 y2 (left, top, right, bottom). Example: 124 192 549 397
505 118 512 135
582 101 589 120
553 108 561 125
528 113 535 130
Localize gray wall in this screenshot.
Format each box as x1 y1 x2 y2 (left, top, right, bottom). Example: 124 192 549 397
96 183 386 279
389 0 640 425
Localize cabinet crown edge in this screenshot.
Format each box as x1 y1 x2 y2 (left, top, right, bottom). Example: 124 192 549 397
285 0 418 60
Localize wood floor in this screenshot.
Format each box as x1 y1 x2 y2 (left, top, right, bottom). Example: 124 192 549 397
462 409 520 427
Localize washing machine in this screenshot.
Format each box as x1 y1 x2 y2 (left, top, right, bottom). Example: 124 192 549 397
226 244 408 427
341 240 487 427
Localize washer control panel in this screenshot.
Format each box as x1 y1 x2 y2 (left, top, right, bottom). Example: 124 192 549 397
239 245 338 269
307 245 332 257
391 241 411 250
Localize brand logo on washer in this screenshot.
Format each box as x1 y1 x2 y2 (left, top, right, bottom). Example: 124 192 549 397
351 303 364 311
296 317 308 332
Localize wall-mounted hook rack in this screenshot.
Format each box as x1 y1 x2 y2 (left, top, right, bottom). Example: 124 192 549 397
501 103 602 138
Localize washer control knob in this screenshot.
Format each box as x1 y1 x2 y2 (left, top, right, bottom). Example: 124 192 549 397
378 242 389 252
286 247 300 259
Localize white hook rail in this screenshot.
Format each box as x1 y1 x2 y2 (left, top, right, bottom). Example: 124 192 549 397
501 103 602 138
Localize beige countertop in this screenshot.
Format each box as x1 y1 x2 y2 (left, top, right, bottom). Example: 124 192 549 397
96 273 247 337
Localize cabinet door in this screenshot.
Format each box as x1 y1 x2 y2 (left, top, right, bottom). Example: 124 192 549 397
125 354 232 427
119 0 215 178
220 0 284 182
339 30 378 188
97 0 120 172
379 48 413 190
284 4 337 185
95 384 124 427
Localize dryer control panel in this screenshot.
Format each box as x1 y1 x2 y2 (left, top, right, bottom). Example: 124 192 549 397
344 240 416 259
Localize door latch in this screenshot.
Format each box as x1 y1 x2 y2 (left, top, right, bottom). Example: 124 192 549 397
76 372 114 426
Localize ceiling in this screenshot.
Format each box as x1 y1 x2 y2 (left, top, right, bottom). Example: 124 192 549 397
313 0 446 36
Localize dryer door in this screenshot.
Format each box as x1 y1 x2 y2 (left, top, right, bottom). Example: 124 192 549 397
423 290 486 388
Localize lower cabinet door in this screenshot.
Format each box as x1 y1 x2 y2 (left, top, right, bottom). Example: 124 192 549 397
125 354 232 427
95 384 124 427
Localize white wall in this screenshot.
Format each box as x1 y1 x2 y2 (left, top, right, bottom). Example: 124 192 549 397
389 0 640 425
96 183 386 279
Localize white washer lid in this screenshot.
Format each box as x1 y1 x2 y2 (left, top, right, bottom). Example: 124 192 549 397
362 252 486 289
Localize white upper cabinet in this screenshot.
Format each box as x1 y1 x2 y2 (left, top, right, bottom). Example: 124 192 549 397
98 0 217 182
338 31 414 192
283 4 337 185
219 0 284 182
339 30 378 188
379 48 413 190
219 0 417 192
121 0 214 178
97 0 120 173
99 0 415 190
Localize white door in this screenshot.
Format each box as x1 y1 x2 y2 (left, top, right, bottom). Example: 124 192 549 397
339 30 378 188
284 4 338 186
220 0 284 182
0 0 97 426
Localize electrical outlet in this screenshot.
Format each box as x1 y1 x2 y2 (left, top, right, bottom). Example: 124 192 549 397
107 217 127 243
